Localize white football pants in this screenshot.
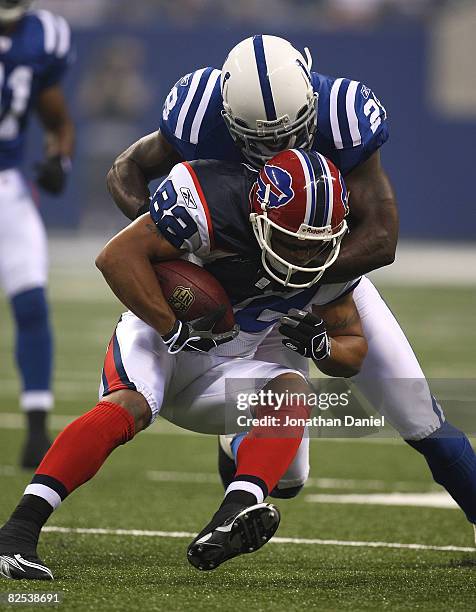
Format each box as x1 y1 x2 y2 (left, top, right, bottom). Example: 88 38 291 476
99 276 444 491
0 169 48 297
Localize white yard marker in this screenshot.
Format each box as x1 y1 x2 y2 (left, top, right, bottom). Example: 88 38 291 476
42 526 476 553
0 464 438 493
146 470 437 492
0 465 16 476
0 413 199 435
305 492 458 509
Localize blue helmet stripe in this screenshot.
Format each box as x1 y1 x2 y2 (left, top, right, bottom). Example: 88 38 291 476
312 153 329 226
252 35 277 121
302 151 320 226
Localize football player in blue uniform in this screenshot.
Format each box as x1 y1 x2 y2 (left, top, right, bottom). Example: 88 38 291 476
0 0 74 467
107 35 476 539
0 149 370 578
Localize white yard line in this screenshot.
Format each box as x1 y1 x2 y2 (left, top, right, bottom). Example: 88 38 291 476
46 237 476 286
0 381 98 396
0 413 199 435
146 470 436 492
305 492 458 509
0 465 16 476
41 525 476 553
0 465 439 495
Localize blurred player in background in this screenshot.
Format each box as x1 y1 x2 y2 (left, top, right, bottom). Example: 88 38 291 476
107 35 476 537
0 0 74 467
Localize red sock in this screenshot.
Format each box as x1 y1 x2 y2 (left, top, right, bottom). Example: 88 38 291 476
25 401 135 508
233 402 309 499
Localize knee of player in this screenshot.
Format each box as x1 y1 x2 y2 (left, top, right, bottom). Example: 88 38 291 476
274 372 307 383
11 287 49 325
406 421 468 467
268 372 311 397
102 389 152 433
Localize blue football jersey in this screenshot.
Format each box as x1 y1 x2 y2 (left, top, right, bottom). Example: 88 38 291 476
149 159 360 355
0 10 73 170
159 67 388 176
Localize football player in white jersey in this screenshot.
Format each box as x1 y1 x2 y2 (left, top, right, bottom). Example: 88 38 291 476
0 0 74 467
0 150 369 578
106 35 476 537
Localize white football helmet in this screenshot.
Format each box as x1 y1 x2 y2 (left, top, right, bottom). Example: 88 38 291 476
221 35 318 167
0 0 33 23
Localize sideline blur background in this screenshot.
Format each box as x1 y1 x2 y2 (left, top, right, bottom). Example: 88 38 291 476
27 0 476 247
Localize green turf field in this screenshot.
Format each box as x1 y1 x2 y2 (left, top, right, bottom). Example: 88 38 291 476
0 277 475 611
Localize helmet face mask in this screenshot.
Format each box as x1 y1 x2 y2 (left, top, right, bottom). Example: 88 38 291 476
221 35 318 168
251 208 347 289
0 0 33 23
249 149 349 289
222 93 318 167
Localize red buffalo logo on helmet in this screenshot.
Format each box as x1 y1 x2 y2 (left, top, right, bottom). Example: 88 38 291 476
256 164 295 209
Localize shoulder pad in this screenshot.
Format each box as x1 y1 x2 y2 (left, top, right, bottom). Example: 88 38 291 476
150 162 214 256
32 10 71 59
316 74 387 151
160 67 221 145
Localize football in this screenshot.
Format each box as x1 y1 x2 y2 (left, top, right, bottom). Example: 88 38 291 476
153 259 235 333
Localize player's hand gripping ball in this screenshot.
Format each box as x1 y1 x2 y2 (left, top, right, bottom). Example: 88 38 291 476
279 309 330 361
153 259 239 353
162 306 239 353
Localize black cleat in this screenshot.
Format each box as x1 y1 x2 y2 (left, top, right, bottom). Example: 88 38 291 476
187 503 280 571
0 554 53 580
0 517 48 580
20 434 51 470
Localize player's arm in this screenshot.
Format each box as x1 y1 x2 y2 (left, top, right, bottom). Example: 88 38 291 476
314 292 367 377
106 131 183 220
322 151 398 283
96 212 238 353
96 214 182 335
279 292 367 378
35 85 75 194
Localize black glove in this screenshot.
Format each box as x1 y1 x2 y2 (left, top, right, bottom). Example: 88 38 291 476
162 305 239 354
35 155 71 195
279 308 330 361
